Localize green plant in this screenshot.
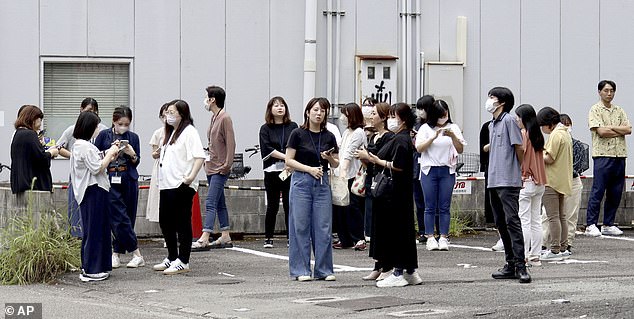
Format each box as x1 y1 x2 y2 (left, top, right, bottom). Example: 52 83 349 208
448 201 475 237
0 180 80 285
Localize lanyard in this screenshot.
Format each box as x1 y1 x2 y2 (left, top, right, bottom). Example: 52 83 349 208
278 125 286 152
159 131 175 168
308 130 322 165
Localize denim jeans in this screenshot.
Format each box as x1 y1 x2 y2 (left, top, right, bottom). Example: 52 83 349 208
586 157 625 226
203 173 230 233
288 172 333 279
420 166 455 236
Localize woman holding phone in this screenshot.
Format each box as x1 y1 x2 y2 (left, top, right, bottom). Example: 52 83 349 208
94 106 145 269
285 97 339 281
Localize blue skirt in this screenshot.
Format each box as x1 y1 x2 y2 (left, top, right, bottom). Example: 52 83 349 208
80 185 112 274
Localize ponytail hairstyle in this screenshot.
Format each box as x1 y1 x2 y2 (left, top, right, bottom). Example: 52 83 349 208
515 104 544 152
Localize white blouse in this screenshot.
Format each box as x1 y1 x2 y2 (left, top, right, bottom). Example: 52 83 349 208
335 127 367 179
70 139 110 204
158 125 206 191
415 123 467 176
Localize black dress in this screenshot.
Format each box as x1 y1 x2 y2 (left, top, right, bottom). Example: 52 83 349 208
10 128 53 194
368 131 394 260
371 130 418 270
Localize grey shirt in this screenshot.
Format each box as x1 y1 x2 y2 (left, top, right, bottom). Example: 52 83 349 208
487 112 523 188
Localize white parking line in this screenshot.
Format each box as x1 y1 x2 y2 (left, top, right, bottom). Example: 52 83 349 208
448 244 497 252
227 247 373 272
599 235 634 242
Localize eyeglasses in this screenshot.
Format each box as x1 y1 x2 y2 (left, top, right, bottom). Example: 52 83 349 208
165 110 178 115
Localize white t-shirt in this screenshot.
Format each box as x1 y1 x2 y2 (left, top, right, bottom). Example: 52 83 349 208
415 123 467 176
158 125 206 191
326 122 342 147
336 127 367 179
70 139 110 204
59 122 109 152
149 127 164 148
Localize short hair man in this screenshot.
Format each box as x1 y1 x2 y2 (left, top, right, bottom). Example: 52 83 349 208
485 87 530 283
584 80 632 237
192 85 237 250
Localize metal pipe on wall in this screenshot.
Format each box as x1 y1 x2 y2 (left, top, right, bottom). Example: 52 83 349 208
326 0 333 104
334 0 341 109
303 0 317 106
415 0 421 100
405 0 412 104
400 0 407 103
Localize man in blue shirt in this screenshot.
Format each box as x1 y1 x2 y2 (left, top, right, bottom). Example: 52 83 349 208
485 87 530 283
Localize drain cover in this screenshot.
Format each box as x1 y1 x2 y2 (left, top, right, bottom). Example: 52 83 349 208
316 296 425 311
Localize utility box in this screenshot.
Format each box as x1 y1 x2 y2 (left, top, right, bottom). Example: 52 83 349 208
425 62 464 127
356 55 398 106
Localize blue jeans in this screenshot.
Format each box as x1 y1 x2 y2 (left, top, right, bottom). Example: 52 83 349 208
203 173 230 233
586 157 625 226
420 166 455 236
288 172 333 279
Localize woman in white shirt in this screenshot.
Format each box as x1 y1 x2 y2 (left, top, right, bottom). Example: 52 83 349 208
415 100 466 251
70 111 120 282
333 103 368 250
152 100 205 275
146 103 169 223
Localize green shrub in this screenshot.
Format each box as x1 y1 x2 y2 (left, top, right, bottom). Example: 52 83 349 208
448 201 475 237
0 209 80 285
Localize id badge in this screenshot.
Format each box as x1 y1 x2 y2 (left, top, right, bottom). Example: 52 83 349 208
205 150 211 162
111 176 122 184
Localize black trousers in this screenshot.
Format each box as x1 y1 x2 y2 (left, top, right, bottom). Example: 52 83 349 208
489 187 525 267
160 184 195 264
264 171 290 239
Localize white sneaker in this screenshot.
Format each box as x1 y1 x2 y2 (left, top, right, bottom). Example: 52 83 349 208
324 275 336 281
111 254 121 268
584 224 601 237
126 255 145 268
539 250 564 261
438 237 449 251
296 275 312 282
403 271 423 285
153 258 171 271
376 274 409 287
426 238 439 251
79 272 109 282
376 270 393 281
491 238 504 251
601 225 624 236
163 258 190 275
527 256 542 267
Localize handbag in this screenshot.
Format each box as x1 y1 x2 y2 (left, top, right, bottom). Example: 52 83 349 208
350 166 366 197
330 172 350 206
371 165 393 199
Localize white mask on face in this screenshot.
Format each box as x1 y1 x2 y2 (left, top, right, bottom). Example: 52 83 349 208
485 98 498 113
203 98 211 111
437 116 448 125
417 109 426 119
166 114 178 126
362 106 373 118
387 118 399 131
339 114 348 127
115 125 129 135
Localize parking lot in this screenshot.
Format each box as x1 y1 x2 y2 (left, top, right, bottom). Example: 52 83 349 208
2 230 633 319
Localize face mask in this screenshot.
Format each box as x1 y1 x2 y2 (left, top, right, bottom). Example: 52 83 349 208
437 116 448 125
339 114 348 127
115 125 129 135
166 114 178 126
417 109 426 119
485 98 498 113
203 98 211 111
362 106 373 118
387 118 399 131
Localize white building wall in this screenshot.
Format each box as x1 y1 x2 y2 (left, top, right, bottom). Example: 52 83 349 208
1 0 634 184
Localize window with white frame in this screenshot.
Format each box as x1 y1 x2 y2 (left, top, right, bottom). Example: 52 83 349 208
42 62 130 141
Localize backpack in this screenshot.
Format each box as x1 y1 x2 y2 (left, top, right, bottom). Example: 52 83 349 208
572 138 589 175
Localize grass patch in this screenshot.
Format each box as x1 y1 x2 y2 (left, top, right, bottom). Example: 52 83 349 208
449 200 475 237
0 191 80 285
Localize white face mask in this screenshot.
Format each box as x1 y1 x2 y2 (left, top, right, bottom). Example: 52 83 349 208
485 98 498 113
417 109 426 119
115 124 129 135
387 118 399 131
437 116 448 125
166 114 178 126
362 106 374 118
203 98 211 111
339 114 348 127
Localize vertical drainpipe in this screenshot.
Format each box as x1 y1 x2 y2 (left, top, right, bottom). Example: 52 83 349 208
326 0 333 104
415 0 421 100
334 0 341 110
400 0 407 103
405 0 412 104
303 0 317 106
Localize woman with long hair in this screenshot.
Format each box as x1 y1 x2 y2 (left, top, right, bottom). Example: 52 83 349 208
258 96 298 248
146 103 170 223
357 103 420 287
332 103 367 250
285 97 339 281
514 104 547 266
415 100 466 251
153 100 205 274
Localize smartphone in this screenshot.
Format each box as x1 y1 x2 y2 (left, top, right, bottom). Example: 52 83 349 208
324 147 335 154
119 140 129 151
279 169 291 181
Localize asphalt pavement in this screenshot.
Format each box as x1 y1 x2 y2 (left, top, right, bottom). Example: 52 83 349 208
1 229 633 319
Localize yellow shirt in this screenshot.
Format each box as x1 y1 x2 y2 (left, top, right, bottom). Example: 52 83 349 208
588 102 630 157
544 125 573 195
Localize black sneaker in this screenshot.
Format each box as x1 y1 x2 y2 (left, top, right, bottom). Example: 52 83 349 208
516 266 531 283
263 239 273 248
492 264 516 280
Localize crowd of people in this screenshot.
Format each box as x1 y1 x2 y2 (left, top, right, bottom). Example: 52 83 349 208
8 80 631 285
